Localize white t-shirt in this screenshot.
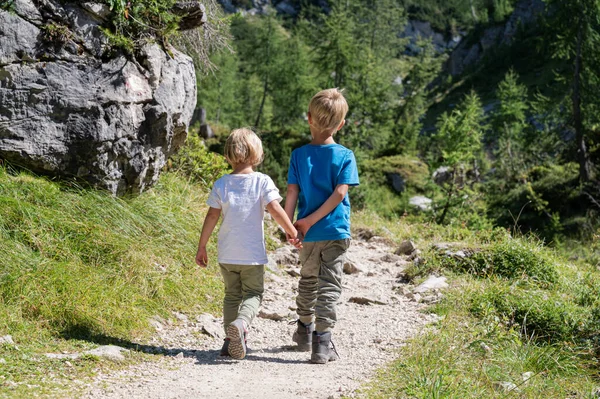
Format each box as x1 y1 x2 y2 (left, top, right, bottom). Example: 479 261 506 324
207 172 282 265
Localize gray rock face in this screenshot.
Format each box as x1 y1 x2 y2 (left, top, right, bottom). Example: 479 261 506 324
0 0 197 195
447 0 545 76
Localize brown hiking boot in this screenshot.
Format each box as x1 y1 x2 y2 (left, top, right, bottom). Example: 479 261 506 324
291 320 314 351
310 331 339 364
219 338 230 357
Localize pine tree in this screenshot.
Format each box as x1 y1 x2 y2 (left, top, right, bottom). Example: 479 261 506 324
493 69 529 178
432 91 486 224
544 0 600 182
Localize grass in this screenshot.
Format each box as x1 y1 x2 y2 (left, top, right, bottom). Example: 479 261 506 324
351 210 600 398
0 166 225 397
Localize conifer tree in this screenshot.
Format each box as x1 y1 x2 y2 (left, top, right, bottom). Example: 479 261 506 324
493 69 529 178
432 91 485 224
544 0 600 182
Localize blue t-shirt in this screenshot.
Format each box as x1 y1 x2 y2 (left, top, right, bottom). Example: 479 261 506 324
287 143 360 242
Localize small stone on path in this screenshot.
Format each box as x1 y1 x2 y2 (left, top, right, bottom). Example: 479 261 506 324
380 253 403 263
85 345 129 362
348 297 386 306
343 260 361 275
413 275 449 293
395 240 416 255
258 310 287 321
197 313 224 339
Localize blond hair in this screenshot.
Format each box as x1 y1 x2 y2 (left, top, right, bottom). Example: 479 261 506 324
308 88 348 133
224 128 264 166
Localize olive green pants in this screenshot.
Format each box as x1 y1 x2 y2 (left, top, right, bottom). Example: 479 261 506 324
219 263 264 335
296 239 350 333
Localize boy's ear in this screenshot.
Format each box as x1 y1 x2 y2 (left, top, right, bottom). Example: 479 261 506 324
336 119 346 131
307 112 312 125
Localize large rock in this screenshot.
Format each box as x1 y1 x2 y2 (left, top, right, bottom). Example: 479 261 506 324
0 0 199 195
447 0 545 76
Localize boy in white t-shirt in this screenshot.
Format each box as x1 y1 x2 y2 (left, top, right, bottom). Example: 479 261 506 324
195 128 301 360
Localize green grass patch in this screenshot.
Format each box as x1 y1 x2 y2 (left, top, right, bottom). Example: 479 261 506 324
0 166 226 396
350 212 600 398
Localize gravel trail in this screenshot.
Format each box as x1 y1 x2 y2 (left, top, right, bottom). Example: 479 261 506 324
85 237 434 399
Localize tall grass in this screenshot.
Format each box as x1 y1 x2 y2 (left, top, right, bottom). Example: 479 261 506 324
0 167 223 344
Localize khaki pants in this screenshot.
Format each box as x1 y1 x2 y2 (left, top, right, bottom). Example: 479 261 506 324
296 239 350 333
219 263 264 335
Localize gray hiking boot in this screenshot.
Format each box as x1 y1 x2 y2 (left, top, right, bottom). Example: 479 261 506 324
226 319 248 359
310 331 339 364
291 320 314 351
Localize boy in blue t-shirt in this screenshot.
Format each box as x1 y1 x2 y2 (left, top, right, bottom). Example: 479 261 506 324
284 88 359 364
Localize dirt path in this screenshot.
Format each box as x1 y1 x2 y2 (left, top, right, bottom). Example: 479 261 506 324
85 237 435 399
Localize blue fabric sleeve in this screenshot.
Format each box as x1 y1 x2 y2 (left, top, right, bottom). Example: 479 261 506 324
287 151 298 185
337 151 360 186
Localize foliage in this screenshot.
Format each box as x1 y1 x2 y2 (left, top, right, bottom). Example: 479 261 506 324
41 22 74 45
101 0 180 44
544 0 600 182
399 0 518 31
168 134 230 187
354 214 599 398
438 239 558 286
0 0 15 12
172 0 233 73
471 284 595 343
353 155 431 217
485 162 587 240
429 91 486 225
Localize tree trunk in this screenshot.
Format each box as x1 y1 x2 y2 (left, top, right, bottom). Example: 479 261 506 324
438 167 456 224
255 19 272 128
573 18 592 182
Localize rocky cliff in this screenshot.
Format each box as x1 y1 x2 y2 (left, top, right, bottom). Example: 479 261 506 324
0 0 200 195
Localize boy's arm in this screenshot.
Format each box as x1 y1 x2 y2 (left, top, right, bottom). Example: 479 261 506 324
266 200 301 248
195 207 221 267
295 184 349 236
284 184 299 222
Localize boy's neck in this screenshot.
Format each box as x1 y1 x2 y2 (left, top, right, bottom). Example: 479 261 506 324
309 127 336 145
231 163 254 174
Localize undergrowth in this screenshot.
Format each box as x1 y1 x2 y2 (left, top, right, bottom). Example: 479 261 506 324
352 210 600 398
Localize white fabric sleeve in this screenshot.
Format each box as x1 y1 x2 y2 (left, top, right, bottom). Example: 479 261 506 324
262 175 283 207
206 184 222 209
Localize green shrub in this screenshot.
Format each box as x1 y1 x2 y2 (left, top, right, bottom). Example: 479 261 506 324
169 134 230 187
471 284 594 343
354 155 431 218
447 239 558 286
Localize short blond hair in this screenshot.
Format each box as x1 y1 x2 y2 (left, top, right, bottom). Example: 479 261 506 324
308 88 348 132
224 128 264 166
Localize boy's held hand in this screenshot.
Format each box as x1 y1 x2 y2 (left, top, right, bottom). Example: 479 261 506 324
195 247 208 268
288 236 303 249
294 218 312 237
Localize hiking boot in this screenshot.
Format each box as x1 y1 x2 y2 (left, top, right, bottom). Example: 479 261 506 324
219 338 230 357
226 319 248 359
291 320 314 351
310 331 339 364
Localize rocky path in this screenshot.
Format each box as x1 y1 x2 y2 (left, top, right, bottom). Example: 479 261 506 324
85 236 438 399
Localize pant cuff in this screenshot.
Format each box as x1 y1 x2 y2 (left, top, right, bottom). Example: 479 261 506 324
315 323 333 333
299 315 314 325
